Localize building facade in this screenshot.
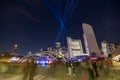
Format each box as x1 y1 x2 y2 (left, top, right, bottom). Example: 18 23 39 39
67 37 87 58
82 23 100 55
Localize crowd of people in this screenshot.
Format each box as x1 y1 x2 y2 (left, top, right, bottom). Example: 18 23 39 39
65 56 114 80
21 56 114 80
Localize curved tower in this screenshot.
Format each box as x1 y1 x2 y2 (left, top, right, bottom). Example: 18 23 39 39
83 23 100 55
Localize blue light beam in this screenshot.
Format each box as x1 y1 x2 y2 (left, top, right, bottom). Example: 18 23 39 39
44 0 79 46
55 0 79 42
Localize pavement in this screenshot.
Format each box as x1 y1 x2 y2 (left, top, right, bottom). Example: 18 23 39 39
0 73 61 80
1 62 120 80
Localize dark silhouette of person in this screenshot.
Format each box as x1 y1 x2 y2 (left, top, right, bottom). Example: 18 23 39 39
29 58 37 80
23 59 30 80
92 60 100 78
71 61 76 75
86 57 95 80
66 61 72 75
22 58 37 80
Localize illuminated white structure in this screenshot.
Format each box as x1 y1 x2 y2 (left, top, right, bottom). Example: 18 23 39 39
67 37 88 58
56 42 61 49
101 41 117 55
82 23 100 55
101 41 108 55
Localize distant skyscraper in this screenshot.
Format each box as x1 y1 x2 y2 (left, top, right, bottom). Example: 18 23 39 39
82 23 100 55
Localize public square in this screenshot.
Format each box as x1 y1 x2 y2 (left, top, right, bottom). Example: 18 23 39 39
0 61 120 80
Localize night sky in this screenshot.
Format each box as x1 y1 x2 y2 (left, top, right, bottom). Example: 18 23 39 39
0 0 120 54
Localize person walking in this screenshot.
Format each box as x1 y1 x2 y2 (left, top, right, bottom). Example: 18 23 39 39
66 61 72 75
92 60 100 79
23 59 30 80
80 62 89 80
29 58 37 80
86 57 95 80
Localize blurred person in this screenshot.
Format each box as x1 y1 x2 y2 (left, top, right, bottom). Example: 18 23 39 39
86 57 95 80
102 58 112 76
98 59 104 72
29 58 37 80
102 59 108 75
66 60 76 76
66 61 72 75
80 61 89 80
71 61 76 76
23 59 30 80
81 71 89 80
92 60 100 78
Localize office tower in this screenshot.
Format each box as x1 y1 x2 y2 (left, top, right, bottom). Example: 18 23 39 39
83 23 100 55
